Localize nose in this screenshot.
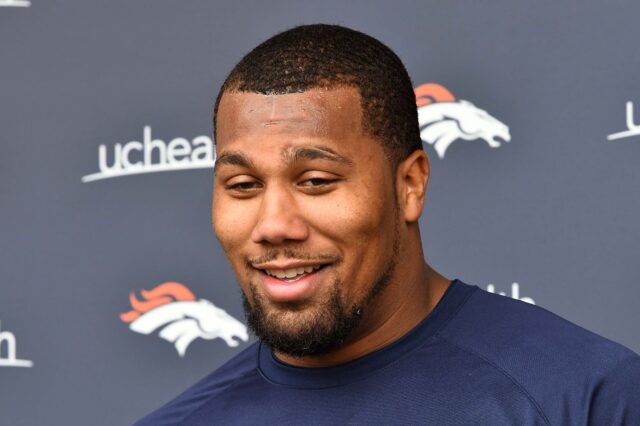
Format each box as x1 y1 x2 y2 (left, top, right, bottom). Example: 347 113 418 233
250 186 309 245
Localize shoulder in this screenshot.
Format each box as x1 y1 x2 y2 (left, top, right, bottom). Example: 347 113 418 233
438 284 640 424
134 342 260 426
440 286 637 370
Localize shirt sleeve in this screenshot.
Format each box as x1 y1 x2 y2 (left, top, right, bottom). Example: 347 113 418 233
588 353 640 425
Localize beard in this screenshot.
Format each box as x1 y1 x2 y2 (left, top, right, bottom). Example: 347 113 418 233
241 224 400 359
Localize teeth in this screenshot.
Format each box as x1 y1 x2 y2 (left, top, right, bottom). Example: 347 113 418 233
284 268 298 278
265 265 323 279
271 270 287 279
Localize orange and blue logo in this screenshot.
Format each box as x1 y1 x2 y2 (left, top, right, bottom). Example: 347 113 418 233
415 83 511 158
121 282 248 357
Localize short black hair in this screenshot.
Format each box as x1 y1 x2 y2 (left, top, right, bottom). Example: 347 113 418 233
213 24 422 168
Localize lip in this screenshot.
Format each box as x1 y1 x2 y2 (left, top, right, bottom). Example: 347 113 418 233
252 261 330 270
256 265 328 302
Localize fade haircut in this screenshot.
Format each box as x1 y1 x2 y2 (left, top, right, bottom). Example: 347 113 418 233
213 24 422 168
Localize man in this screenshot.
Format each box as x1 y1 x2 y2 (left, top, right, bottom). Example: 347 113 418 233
137 24 640 425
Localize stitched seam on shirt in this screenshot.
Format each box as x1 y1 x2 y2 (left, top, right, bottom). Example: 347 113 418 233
178 368 260 425
429 285 478 337
437 336 551 426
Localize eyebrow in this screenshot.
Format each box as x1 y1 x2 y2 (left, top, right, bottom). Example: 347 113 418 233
214 145 353 173
214 151 256 172
284 146 354 166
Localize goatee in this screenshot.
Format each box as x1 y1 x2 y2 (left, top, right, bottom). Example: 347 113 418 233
242 251 398 358
242 279 362 358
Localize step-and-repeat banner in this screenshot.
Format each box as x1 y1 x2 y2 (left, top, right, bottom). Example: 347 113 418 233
2 1 639 424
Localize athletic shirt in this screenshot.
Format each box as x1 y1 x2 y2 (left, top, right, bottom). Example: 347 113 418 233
135 280 640 425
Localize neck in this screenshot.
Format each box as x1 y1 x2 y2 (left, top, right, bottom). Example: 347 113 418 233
275 231 450 368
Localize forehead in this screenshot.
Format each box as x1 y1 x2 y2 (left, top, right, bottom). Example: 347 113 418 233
215 87 365 147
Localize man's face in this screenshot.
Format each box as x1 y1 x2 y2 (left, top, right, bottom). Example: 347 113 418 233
213 87 401 357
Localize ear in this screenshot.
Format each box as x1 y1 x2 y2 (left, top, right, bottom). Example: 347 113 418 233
395 150 430 223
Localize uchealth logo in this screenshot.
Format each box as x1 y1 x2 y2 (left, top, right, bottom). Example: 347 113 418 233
0 320 34 368
0 0 30 6
486 282 535 305
81 126 215 183
120 282 248 357
415 83 511 158
607 101 640 142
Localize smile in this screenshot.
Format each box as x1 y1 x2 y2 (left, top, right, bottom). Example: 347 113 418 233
251 262 330 302
264 265 323 281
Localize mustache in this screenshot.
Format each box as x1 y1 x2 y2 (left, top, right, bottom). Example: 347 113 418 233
245 247 342 268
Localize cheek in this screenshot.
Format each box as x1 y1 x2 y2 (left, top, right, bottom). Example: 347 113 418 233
304 183 393 253
213 198 258 293
309 176 397 292
213 196 257 253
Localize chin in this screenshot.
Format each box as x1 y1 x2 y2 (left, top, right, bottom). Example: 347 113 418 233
242 281 363 357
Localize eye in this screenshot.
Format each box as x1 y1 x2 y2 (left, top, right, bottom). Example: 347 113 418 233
299 178 335 187
226 182 260 190
224 177 263 197
296 175 340 194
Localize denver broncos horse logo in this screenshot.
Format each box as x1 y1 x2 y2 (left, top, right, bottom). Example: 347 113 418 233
120 282 248 357
415 83 511 158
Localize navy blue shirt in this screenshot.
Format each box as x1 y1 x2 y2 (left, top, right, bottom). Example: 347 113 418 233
136 280 640 425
